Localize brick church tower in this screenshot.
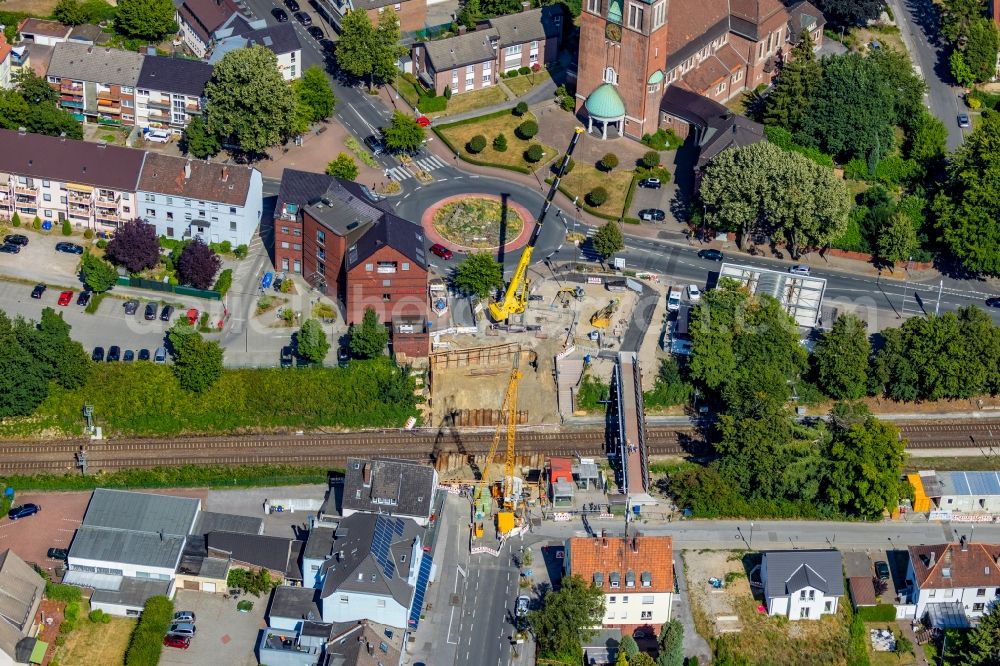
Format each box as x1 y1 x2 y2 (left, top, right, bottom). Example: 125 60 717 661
575 0 669 140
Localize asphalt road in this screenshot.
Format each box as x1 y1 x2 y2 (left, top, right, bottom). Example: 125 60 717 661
888 0 967 150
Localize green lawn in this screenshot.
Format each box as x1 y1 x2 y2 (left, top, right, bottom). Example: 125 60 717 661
395 74 423 107
504 68 551 97
558 165 635 219
864 623 918 666
431 86 509 119
55 611 135 666
438 111 556 172
0 359 419 438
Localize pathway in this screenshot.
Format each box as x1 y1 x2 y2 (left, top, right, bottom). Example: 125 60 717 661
674 553 713 663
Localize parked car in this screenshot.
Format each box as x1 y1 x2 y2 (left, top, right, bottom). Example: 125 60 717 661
138 349 151 361
123 349 135 362
958 114 971 128
261 271 274 290
76 290 92 306
144 302 158 320
638 177 662 189
186 308 199 325
429 243 453 260
364 134 384 156
986 297 1000 308
667 288 681 312
47 547 68 560
272 277 284 292
31 284 46 299
160 305 174 321
107 345 121 362
55 242 84 254
173 611 196 623
145 130 171 143
154 347 167 363
319 38 335 53
280 346 294 368
638 208 665 222
283 0 299 10
307 25 324 40
168 623 197 637
271 7 288 21
874 560 890 581
4 234 28 246
687 285 701 302
789 265 811 276
515 596 530 616
57 290 73 306
124 299 140 315
294 11 311 25
0 243 20 254
8 503 40 520
163 635 191 650
697 248 724 261
416 116 431 127
337 345 350 368
92 346 105 362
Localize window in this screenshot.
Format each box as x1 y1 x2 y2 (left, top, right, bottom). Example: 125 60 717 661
184 212 192 221
293 228 301 236
603 67 617 84
825 601 833 612
529 53 538 63
732 69 744 83
929 590 937 598
281 226 289 234
146 209 156 216
230 221 237 231
44 210 52 218
293 243 300 250
230 206 237 214
382 293 391 301
653 1 665 28
340 596 348 603
808 590 815 601
716 82 726 94
198 210 205 217
281 241 289 249
166 212 173 220
622 596 629 604
281 258 289 270
293 259 301 273
506 44 522 56
185 199 191 207
483 60 492 72
145 194 155 202
641 611 652 620
365 263 374 272
979 589 987 597
642 595 654 604
317 230 326 244
483 73 492 84
43 193 51 202
394 2 400 7
452 70 458 82
382 279 391 287
530 40 538 50
60 196 67 204
42 180 50 187
648 83 659 94
608 596 616 604
945 589 955 598
587 0 599 12
800 590 807 600
123 86 133 94
975 603 986 612
167 227 174 237
377 599 386 607
628 4 643 30
467 64 475 74
402 262 410 271
122 99 133 108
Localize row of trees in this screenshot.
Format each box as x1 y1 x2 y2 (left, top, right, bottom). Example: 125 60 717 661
941 0 1000 87
335 9 406 91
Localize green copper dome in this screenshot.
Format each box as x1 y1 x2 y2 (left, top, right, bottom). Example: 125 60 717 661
648 70 664 85
585 84 626 120
607 0 622 24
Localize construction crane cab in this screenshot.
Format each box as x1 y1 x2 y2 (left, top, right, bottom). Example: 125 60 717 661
488 127 585 322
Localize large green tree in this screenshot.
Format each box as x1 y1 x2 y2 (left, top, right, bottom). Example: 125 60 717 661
14 309 90 390
296 318 330 364
453 252 503 298
763 31 822 133
812 0 883 27
13 70 56 105
349 307 389 359
168 322 223 393
699 142 850 256
81 252 118 292
934 110 1000 274
0 312 50 417
963 603 1000 664
373 10 408 85
952 18 1000 85
813 314 870 400
876 211 917 265
940 0 988 43
295 64 336 123
336 10 376 83
592 221 624 259
53 0 88 25
204 46 296 156
905 110 948 164
528 575 605 663
825 415 906 519
326 153 359 181
114 0 177 40
181 116 220 159
382 111 425 153
657 619 684 666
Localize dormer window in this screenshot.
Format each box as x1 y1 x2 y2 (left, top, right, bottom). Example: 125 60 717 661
641 572 651 587
593 572 604 587
626 571 635 588
609 572 620 588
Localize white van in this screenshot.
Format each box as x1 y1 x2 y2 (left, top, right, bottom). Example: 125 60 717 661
667 288 681 312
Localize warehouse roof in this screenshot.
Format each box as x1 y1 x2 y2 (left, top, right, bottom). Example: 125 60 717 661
192 511 263 536
80 488 200 536
939 471 1000 497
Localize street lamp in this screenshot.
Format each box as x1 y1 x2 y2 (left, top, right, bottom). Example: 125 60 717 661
898 255 913 319
749 521 754 550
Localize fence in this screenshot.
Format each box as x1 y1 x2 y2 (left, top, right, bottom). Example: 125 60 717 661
116 276 221 300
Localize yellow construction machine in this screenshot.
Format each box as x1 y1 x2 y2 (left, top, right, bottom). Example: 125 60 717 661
488 127 585 322
473 357 523 538
590 298 620 328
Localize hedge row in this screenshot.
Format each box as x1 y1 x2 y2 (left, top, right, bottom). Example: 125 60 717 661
124 595 174 666
213 268 233 297
855 604 897 622
433 126 532 175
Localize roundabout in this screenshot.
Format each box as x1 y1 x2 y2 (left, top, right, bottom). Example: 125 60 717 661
421 193 535 253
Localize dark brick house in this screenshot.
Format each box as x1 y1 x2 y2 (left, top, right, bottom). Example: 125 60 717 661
274 170 430 358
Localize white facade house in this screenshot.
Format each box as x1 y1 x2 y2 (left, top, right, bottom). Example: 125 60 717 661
906 540 1000 625
209 18 303 81
137 153 263 246
0 35 12 90
760 550 843 621
135 56 213 134
566 534 674 632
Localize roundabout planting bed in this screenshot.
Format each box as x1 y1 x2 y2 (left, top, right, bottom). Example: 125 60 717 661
431 197 526 249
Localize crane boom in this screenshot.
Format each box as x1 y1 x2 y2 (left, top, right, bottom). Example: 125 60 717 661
474 357 522 511
488 127 585 321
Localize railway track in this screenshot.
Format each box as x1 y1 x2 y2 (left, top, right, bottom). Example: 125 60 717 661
1 421 998 475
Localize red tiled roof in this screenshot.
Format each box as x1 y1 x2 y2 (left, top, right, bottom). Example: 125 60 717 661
730 0 786 23
179 0 236 42
568 534 673 593
909 542 1000 589
848 577 877 607
665 0 728 58
17 18 71 38
682 56 729 94
715 44 747 70
550 457 572 483
0 35 11 64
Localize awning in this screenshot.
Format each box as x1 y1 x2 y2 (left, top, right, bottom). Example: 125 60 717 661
65 182 94 193
30 639 48 664
62 570 123 590
925 602 970 629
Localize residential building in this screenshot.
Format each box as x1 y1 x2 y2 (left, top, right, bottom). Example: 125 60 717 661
274 169 431 357
0 549 46 666
177 0 240 58
317 0 426 35
46 42 144 126
906 538 1000 623
908 470 1000 516
303 527 337 588
565 533 674 636
176 512 263 594
0 128 143 230
342 458 438 527
136 153 263 246
16 18 71 46
210 17 303 80
135 56 213 133
575 0 824 140
760 549 843 620
318 513 433 629
412 5 563 96
0 35 12 90
206 531 304 584
64 489 201 616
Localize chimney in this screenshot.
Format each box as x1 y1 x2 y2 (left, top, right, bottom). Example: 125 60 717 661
87 46 94 53
367 642 374 656
630 536 639 553
159 529 164 542
362 463 372 487
184 160 192 180
929 551 936 566
221 166 229 182
944 548 953 567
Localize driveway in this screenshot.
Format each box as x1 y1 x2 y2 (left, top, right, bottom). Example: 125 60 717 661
887 0 967 149
673 553 712 663
160 589 263 666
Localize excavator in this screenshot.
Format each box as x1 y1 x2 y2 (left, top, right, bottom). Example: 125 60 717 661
488 127 585 322
590 298 620 328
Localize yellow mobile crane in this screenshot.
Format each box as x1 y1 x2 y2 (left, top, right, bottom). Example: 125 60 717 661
488 127 585 322
473 356 523 538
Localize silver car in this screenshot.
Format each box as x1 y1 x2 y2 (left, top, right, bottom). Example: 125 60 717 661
167 622 196 637
789 265 811 276
172 611 196 623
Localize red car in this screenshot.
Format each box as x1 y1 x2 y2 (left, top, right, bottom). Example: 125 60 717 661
416 116 431 127
186 308 199 325
429 243 453 260
57 290 73 306
163 634 191 649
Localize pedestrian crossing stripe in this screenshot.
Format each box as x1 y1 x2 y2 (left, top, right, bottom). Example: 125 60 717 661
387 167 411 181
414 155 448 170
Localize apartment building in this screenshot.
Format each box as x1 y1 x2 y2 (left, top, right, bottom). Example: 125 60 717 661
906 539 1000 623
317 0 426 35
135 56 213 133
136 153 263 246
209 17 303 81
177 0 240 58
46 42 143 126
412 5 563 96
0 129 143 230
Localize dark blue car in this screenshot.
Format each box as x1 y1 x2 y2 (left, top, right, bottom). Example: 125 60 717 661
8 503 40 520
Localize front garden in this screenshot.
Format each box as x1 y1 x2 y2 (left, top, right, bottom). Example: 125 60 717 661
435 108 556 173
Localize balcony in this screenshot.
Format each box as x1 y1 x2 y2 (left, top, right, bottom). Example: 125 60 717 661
60 82 83 93
146 98 171 110
67 191 92 204
68 203 91 215
95 210 119 223
96 194 118 205
14 185 37 196
97 104 120 114
96 90 121 102
68 210 90 221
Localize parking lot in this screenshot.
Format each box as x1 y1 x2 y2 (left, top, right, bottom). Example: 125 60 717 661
160 589 264 666
628 179 675 222
0 491 89 577
0 230 85 284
